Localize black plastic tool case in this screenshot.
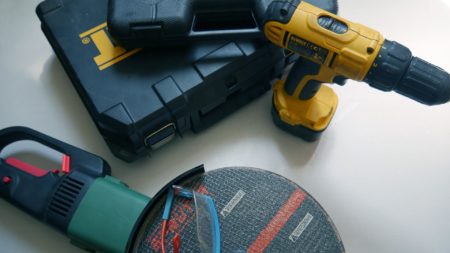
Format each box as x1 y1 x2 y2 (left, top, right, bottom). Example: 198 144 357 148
36 0 287 162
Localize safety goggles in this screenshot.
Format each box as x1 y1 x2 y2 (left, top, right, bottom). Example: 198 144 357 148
161 185 221 253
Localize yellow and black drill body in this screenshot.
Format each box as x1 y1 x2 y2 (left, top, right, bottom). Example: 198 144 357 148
264 0 450 141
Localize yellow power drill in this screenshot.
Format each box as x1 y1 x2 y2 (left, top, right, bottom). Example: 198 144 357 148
264 0 450 141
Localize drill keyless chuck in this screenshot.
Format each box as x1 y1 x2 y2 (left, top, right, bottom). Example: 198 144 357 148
364 40 450 105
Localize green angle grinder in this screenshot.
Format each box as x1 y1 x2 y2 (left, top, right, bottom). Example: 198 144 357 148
0 127 344 253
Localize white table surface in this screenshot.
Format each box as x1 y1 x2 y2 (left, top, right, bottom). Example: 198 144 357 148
1 0 450 252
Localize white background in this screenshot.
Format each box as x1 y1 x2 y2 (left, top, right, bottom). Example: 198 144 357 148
1 0 450 252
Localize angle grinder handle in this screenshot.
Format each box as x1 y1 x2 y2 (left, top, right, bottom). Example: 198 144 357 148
0 126 111 232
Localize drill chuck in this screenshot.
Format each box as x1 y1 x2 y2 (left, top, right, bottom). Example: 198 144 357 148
364 40 450 105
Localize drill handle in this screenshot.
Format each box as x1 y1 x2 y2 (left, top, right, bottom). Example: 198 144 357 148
285 57 336 99
0 127 111 232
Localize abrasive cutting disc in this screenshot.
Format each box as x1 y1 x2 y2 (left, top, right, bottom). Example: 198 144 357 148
133 167 345 253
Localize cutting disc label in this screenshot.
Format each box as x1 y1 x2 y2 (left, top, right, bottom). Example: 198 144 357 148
289 212 314 242
221 190 246 217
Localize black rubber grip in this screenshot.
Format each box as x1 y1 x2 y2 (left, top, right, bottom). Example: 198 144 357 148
284 57 322 98
264 0 339 25
264 0 301 25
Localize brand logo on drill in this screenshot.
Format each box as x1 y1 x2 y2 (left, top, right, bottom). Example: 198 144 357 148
288 35 328 64
79 23 141 71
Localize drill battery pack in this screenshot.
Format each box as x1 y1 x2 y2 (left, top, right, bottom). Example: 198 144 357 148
36 0 288 162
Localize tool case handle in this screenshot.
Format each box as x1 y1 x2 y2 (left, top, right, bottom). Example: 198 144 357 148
107 0 274 48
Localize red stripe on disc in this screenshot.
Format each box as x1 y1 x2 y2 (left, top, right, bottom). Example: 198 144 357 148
248 188 307 253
